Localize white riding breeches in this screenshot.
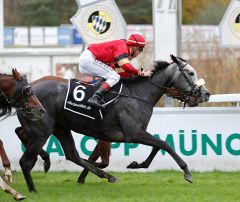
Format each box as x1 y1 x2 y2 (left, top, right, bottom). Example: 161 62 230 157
79 49 120 87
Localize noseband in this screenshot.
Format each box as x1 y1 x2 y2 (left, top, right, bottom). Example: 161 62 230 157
0 76 34 113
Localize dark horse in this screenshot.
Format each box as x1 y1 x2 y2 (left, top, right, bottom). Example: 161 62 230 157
16 55 210 192
0 69 46 200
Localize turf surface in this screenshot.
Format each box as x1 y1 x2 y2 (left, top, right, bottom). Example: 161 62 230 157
0 171 239 202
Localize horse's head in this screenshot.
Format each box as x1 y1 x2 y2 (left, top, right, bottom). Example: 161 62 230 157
168 55 210 107
153 55 210 107
0 69 46 120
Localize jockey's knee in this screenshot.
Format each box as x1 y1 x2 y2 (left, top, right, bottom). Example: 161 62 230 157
115 74 121 82
106 74 120 87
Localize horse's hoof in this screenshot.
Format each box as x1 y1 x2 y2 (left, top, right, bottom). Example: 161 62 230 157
184 173 193 183
127 161 138 169
77 178 85 184
44 161 51 173
108 176 118 183
14 193 26 201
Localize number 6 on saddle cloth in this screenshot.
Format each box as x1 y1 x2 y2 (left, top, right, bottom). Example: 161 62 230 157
64 78 122 120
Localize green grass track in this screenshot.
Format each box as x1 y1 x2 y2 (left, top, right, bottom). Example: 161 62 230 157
0 171 239 202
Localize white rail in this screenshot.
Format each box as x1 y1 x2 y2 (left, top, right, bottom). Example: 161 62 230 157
209 94 240 106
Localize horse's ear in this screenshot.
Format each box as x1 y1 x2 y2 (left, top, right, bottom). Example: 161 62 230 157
170 54 179 65
12 68 23 81
170 54 185 67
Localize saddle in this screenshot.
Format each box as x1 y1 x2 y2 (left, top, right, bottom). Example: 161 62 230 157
64 78 122 120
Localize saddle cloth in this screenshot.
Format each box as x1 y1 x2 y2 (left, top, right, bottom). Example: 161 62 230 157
64 78 122 120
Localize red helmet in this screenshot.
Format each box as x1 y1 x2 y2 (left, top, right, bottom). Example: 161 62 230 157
126 34 146 47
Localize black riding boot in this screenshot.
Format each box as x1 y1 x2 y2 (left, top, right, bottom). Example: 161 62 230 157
87 87 107 108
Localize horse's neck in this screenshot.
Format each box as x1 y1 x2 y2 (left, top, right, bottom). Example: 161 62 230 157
0 76 14 94
148 64 177 104
125 65 175 107
124 78 164 107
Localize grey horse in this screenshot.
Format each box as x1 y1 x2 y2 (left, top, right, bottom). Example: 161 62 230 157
16 55 210 192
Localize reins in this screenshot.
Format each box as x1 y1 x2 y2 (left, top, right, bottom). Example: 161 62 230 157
100 59 201 108
107 62 200 107
148 76 192 96
0 89 9 104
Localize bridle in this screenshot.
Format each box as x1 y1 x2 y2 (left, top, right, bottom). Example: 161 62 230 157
148 62 202 105
0 75 35 114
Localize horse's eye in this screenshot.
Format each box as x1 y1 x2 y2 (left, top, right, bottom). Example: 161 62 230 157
23 86 32 95
189 72 194 76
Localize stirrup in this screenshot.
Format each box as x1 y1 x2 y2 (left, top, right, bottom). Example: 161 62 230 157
87 97 104 109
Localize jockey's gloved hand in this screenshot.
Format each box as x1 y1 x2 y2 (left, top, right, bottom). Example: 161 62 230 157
140 68 153 77
2 167 13 183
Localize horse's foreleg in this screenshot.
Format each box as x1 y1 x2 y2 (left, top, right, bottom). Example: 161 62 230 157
20 138 48 192
138 132 192 182
0 139 13 182
21 170 36 192
78 140 111 184
119 112 192 183
15 127 51 172
127 147 159 169
53 129 117 183
0 139 11 168
39 150 51 173
78 142 101 184
0 176 26 200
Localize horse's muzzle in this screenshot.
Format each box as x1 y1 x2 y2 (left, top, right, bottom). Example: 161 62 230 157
199 86 210 103
186 86 210 107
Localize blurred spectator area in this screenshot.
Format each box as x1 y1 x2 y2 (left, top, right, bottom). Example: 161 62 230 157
3 24 240 99
4 25 237 55
4 25 84 47
3 24 153 48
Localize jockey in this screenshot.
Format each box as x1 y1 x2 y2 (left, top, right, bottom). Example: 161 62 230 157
79 33 152 108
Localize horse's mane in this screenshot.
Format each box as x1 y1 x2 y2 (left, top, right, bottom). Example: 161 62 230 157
154 57 187 71
154 60 170 70
0 73 13 77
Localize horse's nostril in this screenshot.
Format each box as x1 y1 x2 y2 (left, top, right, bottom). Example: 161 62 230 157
40 109 46 114
205 92 210 101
